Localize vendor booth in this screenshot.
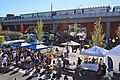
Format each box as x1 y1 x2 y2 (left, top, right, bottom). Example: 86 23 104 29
105 45 120 73
61 41 80 46
80 45 108 71
61 41 80 53
80 45 108 57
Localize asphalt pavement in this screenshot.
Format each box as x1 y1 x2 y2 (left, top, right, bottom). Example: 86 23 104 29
0 52 120 80
0 63 120 80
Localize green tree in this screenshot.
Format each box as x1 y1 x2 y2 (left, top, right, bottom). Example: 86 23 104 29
49 34 54 40
34 19 43 41
74 23 78 34
90 19 106 47
0 23 2 35
19 33 24 39
70 23 78 37
24 34 30 42
13 32 18 39
0 36 6 44
115 24 120 37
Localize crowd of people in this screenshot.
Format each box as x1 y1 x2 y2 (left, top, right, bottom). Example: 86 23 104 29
0 40 120 80
0 46 83 80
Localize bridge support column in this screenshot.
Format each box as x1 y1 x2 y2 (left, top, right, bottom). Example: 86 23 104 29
53 23 57 33
106 22 110 39
14 25 17 31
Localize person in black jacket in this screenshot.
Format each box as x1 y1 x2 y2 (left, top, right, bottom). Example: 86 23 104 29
77 57 82 67
118 62 120 73
101 63 107 79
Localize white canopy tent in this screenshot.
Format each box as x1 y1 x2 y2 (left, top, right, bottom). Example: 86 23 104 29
61 41 80 46
80 45 108 72
105 45 120 73
61 41 80 53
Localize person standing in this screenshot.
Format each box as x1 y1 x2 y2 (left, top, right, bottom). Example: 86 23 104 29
92 57 95 64
97 64 102 80
73 67 81 80
77 57 82 67
56 59 62 80
0 51 3 68
119 62 120 79
101 63 107 79
118 62 120 73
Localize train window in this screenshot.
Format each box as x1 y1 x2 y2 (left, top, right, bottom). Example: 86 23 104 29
117 9 120 11
76 9 82 14
21 14 33 18
113 7 115 12
74 10 76 14
33 13 38 17
98 9 106 12
52 11 56 16
90 10 95 13
113 6 120 11
107 9 109 12
116 8 120 11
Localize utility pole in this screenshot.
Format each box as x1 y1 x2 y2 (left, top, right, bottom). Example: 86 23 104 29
51 3 56 33
51 3 53 19
65 16 69 58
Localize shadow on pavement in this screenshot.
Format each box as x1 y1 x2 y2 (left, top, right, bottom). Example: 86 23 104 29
25 75 36 80
25 76 33 80
10 69 19 75
22 69 33 77
62 69 98 80
0 67 12 75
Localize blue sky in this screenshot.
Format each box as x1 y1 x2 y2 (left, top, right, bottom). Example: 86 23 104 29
0 0 119 17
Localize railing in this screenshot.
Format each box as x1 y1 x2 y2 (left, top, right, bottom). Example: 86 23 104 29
1 11 120 23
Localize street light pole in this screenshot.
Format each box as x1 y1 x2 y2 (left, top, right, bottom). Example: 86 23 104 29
66 17 69 58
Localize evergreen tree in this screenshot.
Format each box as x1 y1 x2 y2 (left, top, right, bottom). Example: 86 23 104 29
90 19 106 47
70 23 78 37
74 23 78 34
34 19 43 41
